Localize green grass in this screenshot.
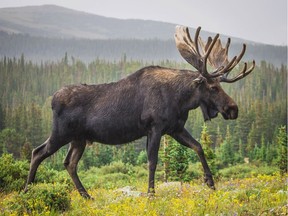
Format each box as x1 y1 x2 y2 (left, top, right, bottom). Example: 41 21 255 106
1 173 287 215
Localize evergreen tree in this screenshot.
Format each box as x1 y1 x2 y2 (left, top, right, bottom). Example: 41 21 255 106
259 134 267 162
247 122 257 154
238 139 245 159
27 103 43 147
215 126 223 148
83 144 114 168
217 125 234 166
20 140 32 161
121 143 137 165
200 124 216 174
0 103 4 130
277 126 287 174
160 135 190 182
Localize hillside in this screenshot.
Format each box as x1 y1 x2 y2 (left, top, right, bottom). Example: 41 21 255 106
0 5 286 66
0 5 269 43
0 5 177 40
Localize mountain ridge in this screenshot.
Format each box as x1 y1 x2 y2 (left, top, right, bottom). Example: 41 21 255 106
0 5 286 66
0 5 254 44
0 5 176 40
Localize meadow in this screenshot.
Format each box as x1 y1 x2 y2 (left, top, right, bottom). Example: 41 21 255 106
0 156 287 216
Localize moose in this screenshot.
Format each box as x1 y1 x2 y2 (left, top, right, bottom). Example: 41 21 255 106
24 26 255 198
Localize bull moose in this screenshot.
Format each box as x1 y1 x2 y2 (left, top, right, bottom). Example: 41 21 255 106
24 26 255 198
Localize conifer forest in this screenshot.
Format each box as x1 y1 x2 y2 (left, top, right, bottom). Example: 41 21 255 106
0 54 286 165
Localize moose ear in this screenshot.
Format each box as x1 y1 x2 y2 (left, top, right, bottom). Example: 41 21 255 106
193 75 206 84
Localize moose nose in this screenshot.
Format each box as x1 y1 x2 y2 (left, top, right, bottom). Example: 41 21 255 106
224 104 238 119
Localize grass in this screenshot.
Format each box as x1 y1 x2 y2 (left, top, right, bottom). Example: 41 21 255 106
1 173 287 215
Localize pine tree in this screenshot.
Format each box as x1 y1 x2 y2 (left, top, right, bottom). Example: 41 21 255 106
277 126 287 174
215 126 223 148
161 135 190 182
259 134 267 162
200 124 216 174
218 125 234 166
247 122 257 154
238 139 245 159
28 103 43 147
121 143 137 165
20 140 32 161
0 103 4 131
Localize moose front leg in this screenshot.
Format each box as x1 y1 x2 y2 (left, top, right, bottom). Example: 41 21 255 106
146 128 162 194
170 128 215 190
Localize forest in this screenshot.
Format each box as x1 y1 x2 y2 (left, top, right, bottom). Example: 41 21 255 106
0 31 286 67
0 54 286 163
0 54 287 215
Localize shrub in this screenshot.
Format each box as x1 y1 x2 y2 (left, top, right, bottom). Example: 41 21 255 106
11 182 71 214
134 165 148 179
99 160 134 175
0 153 29 192
79 163 140 189
0 153 72 193
185 163 202 180
218 164 278 179
36 166 72 187
136 150 147 165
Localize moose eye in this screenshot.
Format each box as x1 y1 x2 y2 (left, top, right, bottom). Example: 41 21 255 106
210 86 219 92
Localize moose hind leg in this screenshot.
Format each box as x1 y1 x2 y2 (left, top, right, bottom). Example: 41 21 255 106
64 140 90 199
24 137 65 192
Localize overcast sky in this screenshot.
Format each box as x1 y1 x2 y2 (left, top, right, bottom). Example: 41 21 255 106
0 0 287 45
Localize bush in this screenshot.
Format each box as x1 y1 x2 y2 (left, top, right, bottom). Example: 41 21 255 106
0 153 73 193
10 182 71 214
0 153 29 192
185 163 202 180
99 160 134 175
79 168 132 189
79 163 137 189
36 166 72 187
136 150 147 165
218 164 278 179
134 165 148 179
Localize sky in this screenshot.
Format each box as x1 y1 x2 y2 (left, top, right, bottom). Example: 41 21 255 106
0 0 287 46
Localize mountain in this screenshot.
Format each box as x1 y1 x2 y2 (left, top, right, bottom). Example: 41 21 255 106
0 5 286 66
0 5 177 40
0 5 248 42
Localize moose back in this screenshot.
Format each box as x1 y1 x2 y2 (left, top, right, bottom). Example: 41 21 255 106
25 26 255 198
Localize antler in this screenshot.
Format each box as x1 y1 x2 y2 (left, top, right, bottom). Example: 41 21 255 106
174 26 255 83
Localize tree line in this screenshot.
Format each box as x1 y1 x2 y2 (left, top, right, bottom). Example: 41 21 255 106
0 54 286 170
0 31 286 66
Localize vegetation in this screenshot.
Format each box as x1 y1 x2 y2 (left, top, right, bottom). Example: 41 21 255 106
0 55 287 215
0 154 287 215
160 135 190 182
0 56 286 166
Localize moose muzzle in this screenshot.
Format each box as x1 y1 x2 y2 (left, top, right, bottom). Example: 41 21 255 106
222 103 238 120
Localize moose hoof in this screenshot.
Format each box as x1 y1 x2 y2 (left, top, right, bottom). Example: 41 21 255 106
204 174 216 190
79 191 93 200
23 185 30 193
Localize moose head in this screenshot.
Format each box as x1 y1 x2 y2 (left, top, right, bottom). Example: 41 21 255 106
175 26 255 121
